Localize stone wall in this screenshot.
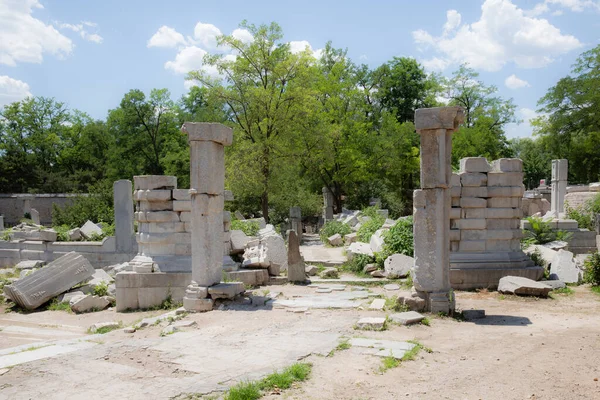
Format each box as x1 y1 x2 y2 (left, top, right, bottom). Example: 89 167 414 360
0 194 78 226
449 157 542 289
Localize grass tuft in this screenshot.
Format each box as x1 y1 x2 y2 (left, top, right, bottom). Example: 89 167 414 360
379 354 400 373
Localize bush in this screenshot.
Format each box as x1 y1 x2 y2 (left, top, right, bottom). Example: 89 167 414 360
375 217 414 267
566 203 593 230
52 180 114 228
319 221 352 244
583 252 600 286
522 216 572 246
93 281 109 297
356 214 385 243
231 219 260 236
344 253 375 274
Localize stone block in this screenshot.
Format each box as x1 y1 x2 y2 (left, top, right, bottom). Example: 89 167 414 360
172 189 191 200
355 317 387 330
3 252 95 310
451 173 461 187
183 297 213 312
328 234 343 246
189 142 226 195
451 219 486 230
418 129 453 188
389 311 425 325
460 197 487 208
486 230 521 240
70 294 110 313
461 230 487 241
179 211 191 222
12 229 58 242
138 201 173 212
415 106 464 130
487 186 525 198
15 260 45 269
182 122 233 145
462 186 488 198
459 240 486 252
230 230 249 254
369 298 386 310
451 185 461 197
498 276 551 297
136 211 180 223
486 208 520 219
450 208 461 219
486 239 520 252
134 190 172 202
208 282 244 299
487 219 519 230
451 197 460 208
384 253 413 278
491 158 522 172
68 228 82 241
137 287 171 309
287 230 305 282
462 208 486 219
460 157 491 173
459 172 487 187
173 200 191 212
134 175 177 190
137 222 186 234
450 229 460 241
487 197 519 208
305 265 319 276
344 232 358 244
487 172 524 187
346 242 374 260
550 249 581 283
369 229 386 253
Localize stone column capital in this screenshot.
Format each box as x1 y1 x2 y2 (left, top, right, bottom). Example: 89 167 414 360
182 122 233 146
415 106 464 133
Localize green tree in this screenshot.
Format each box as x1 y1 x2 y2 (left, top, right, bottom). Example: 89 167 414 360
535 44 600 183
509 138 550 189
187 21 315 222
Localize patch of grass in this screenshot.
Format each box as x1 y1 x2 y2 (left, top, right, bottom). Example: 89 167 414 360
92 322 123 334
224 362 312 400
93 281 109 297
550 286 575 297
46 298 73 313
147 294 182 311
328 338 351 356
384 296 408 312
590 286 600 296
420 317 431 326
379 354 400 373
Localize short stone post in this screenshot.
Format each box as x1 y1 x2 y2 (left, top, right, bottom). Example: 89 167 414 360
413 107 464 314
30 209 40 225
290 206 302 242
287 230 306 282
182 123 242 312
114 180 135 253
551 159 568 215
0 215 4 231
322 187 334 221
22 194 34 218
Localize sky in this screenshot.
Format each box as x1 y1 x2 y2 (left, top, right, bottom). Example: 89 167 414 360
1 0 599 139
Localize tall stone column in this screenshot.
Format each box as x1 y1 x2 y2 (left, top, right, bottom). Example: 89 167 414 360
413 107 464 314
290 206 302 242
182 123 241 312
322 187 334 221
114 180 135 253
551 159 568 215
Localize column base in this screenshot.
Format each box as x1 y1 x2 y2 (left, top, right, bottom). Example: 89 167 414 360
183 281 212 312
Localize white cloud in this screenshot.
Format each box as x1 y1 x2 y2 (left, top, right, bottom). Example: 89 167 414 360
0 75 32 107
59 22 103 44
359 54 368 61
289 40 323 59
231 28 253 44
147 26 186 48
505 74 531 89
0 0 73 66
165 46 207 74
443 10 461 34
528 0 600 16
422 57 450 71
192 22 222 49
413 0 582 72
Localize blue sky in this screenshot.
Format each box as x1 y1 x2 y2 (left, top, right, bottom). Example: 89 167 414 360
1 0 599 138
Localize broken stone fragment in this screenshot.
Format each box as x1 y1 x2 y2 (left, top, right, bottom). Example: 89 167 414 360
384 254 414 279
80 220 103 239
89 321 120 333
389 311 425 325
355 317 386 330
14 260 45 270
305 265 319 276
70 294 110 313
327 233 343 246
320 267 338 278
498 276 552 297
68 228 82 241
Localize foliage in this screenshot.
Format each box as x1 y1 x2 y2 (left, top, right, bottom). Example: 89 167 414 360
566 203 593 230
356 214 385 243
53 225 72 242
382 217 414 257
94 323 122 335
93 281 109 297
319 220 351 244
46 298 72 313
52 180 114 228
583 252 600 286
230 219 260 236
379 355 400 373
343 253 375 274
521 216 572 246
224 363 312 400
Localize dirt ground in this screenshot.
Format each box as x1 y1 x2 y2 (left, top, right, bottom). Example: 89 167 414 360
1 284 599 400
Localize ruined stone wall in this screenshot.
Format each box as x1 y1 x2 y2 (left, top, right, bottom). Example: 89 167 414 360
449 157 541 289
0 194 78 226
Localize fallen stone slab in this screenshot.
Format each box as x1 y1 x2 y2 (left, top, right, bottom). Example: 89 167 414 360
462 309 486 321
57 290 85 304
316 288 332 293
80 220 103 239
498 276 552 297
328 234 343 247
369 229 386 253
3 252 95 310
161 326 179 336
68 228 82 241
11 229 58 242
320 267 338 278
389 311 425 325
356 317 387 330
384 284 401 291
70 295 110 313
208 282 245 300
370 270 386 278
230 230 249 254
329 284 346 291
84 269 114 289
369 298 386 310
347 242 373 261
349 337 416 359
14 260 45 270
89 321 120 333
384 254 413 279
542 280 566 289
363 263 377 274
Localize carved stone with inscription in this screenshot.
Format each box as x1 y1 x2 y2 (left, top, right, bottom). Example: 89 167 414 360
3 252 95 310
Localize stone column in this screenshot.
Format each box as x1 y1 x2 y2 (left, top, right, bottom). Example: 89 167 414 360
290 206 302 242
551 159 568 215
413 107 464 314
322 187 334 221
182 123 242 312
0 215 4 231
114 180 135 253
22 194 34 219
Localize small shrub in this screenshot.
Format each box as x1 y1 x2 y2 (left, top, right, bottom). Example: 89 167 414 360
566 204 593 230
1 228 13 241
343 253 375 274
93 281 109 297
356 215 385 243
46 298 72 313
319 221 352 243
379 355 400 373
522 216 572 246
583 252 600 286
230 219 260 236
52 180 114 228
53 225 72 242
382 217 414 257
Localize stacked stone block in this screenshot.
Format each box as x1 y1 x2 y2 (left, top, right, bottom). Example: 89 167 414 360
449 157 542 289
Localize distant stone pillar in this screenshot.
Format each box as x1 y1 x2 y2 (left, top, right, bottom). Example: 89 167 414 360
413 107 464 314
551 159 568 215
114 180 135 253
182 123 241 312
22 194 34 218
0 215 4 231
322 187 334 221
287 230 305 282
290 206 302 242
